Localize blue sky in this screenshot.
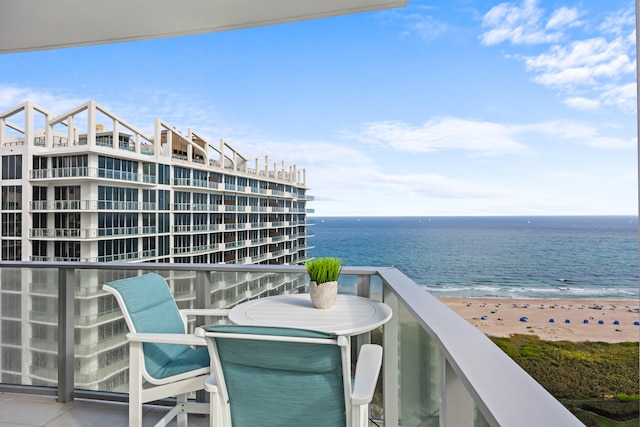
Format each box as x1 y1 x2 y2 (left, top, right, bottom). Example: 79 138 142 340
0 0 637 216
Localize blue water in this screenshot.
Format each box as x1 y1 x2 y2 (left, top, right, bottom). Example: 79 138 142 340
310 216 639 300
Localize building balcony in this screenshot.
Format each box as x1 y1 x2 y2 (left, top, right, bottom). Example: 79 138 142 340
172 244 219 255
30 226 156 239
29 200 153 211
29 167 156 185
173 224 219 233
0 261 580 426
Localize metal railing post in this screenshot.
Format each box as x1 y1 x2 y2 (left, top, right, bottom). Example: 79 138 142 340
356 274 372 351
195 270 212 320
57 268 75 403
356 273 371 298
195 270 212 405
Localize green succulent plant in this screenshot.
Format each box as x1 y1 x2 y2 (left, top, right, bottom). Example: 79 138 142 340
305 257 342 285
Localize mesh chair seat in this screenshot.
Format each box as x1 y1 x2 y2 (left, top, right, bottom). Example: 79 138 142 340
203 325 358 427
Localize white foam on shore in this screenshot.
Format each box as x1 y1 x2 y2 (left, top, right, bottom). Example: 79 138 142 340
422 284 638 300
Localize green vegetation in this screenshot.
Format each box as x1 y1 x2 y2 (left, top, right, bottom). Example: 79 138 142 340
305 257 342 284
490 335 639 423
573 408 640 427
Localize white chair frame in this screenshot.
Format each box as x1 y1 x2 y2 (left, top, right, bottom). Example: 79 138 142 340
104 283 228 427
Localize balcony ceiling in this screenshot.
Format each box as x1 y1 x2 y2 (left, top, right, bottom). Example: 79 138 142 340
0 0 407 54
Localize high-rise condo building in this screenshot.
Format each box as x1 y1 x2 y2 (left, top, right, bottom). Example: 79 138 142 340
0 100 313 390
0 100 314 264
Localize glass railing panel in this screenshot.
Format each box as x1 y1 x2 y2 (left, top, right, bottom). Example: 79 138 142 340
28 267 59 388
73 268 130 393
474 406 491 427
208 270 306 308
1 267 59 387
385 291 441 427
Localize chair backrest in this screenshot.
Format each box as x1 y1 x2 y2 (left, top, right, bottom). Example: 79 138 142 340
203 325 351 427
103 272 196 381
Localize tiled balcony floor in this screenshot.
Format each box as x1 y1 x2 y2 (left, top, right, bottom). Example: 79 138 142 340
0 393 383 426
0 393 209 427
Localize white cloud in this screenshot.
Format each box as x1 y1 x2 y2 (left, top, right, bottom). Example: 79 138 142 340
525 37 635 89
481 2 636 113
480 0 577 45
599 82 637 113
563 97 600 110
599 7 635 35
372 172 511 199
107 90 240 139
546 7 581 31
343 117 532 156
0 85 84 113
524 120 636 149
405 15 448 42
344 116 635 157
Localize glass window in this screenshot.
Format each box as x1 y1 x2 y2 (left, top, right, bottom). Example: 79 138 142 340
32 240 47 257
1 155 22 180
32 186 47 201
2 213 21 236
1 186 22 210
158 190 170 210
33 213 47 229
1 240 21 260
158 164 170 185
33 156 47 170
54 186 80 201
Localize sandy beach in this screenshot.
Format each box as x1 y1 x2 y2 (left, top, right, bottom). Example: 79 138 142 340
439 298 640 342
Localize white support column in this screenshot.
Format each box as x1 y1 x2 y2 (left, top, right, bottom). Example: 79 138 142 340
67 116 74 146
219 138 225 167
112 118 119 150
45 114 53 148
154 118 162 156
24 101 34 143
87 101 96 147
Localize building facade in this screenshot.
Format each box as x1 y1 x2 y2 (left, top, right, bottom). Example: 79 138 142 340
0 100 313 390
0 100 314 264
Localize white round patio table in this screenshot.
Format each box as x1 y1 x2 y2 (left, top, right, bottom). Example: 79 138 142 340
228 293 392 336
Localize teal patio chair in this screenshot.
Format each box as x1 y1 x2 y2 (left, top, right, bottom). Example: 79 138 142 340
103 272 228 427
194 324 383 427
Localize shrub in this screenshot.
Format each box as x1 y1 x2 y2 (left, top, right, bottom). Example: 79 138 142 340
579 400 639 421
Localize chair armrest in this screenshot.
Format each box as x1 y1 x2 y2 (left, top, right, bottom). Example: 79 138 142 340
204 373 218 393
179 309 230 317
351 344 383 405
126 332 206 346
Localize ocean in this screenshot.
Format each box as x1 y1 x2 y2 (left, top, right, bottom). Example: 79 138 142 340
310 216 639 300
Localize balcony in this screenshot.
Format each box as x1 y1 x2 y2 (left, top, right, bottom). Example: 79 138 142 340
0 261 580 426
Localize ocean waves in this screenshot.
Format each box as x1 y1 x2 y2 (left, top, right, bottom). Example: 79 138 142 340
312 216 639 300
422 284 637 299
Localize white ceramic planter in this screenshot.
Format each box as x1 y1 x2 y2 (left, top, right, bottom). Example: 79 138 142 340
309 281 338 309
